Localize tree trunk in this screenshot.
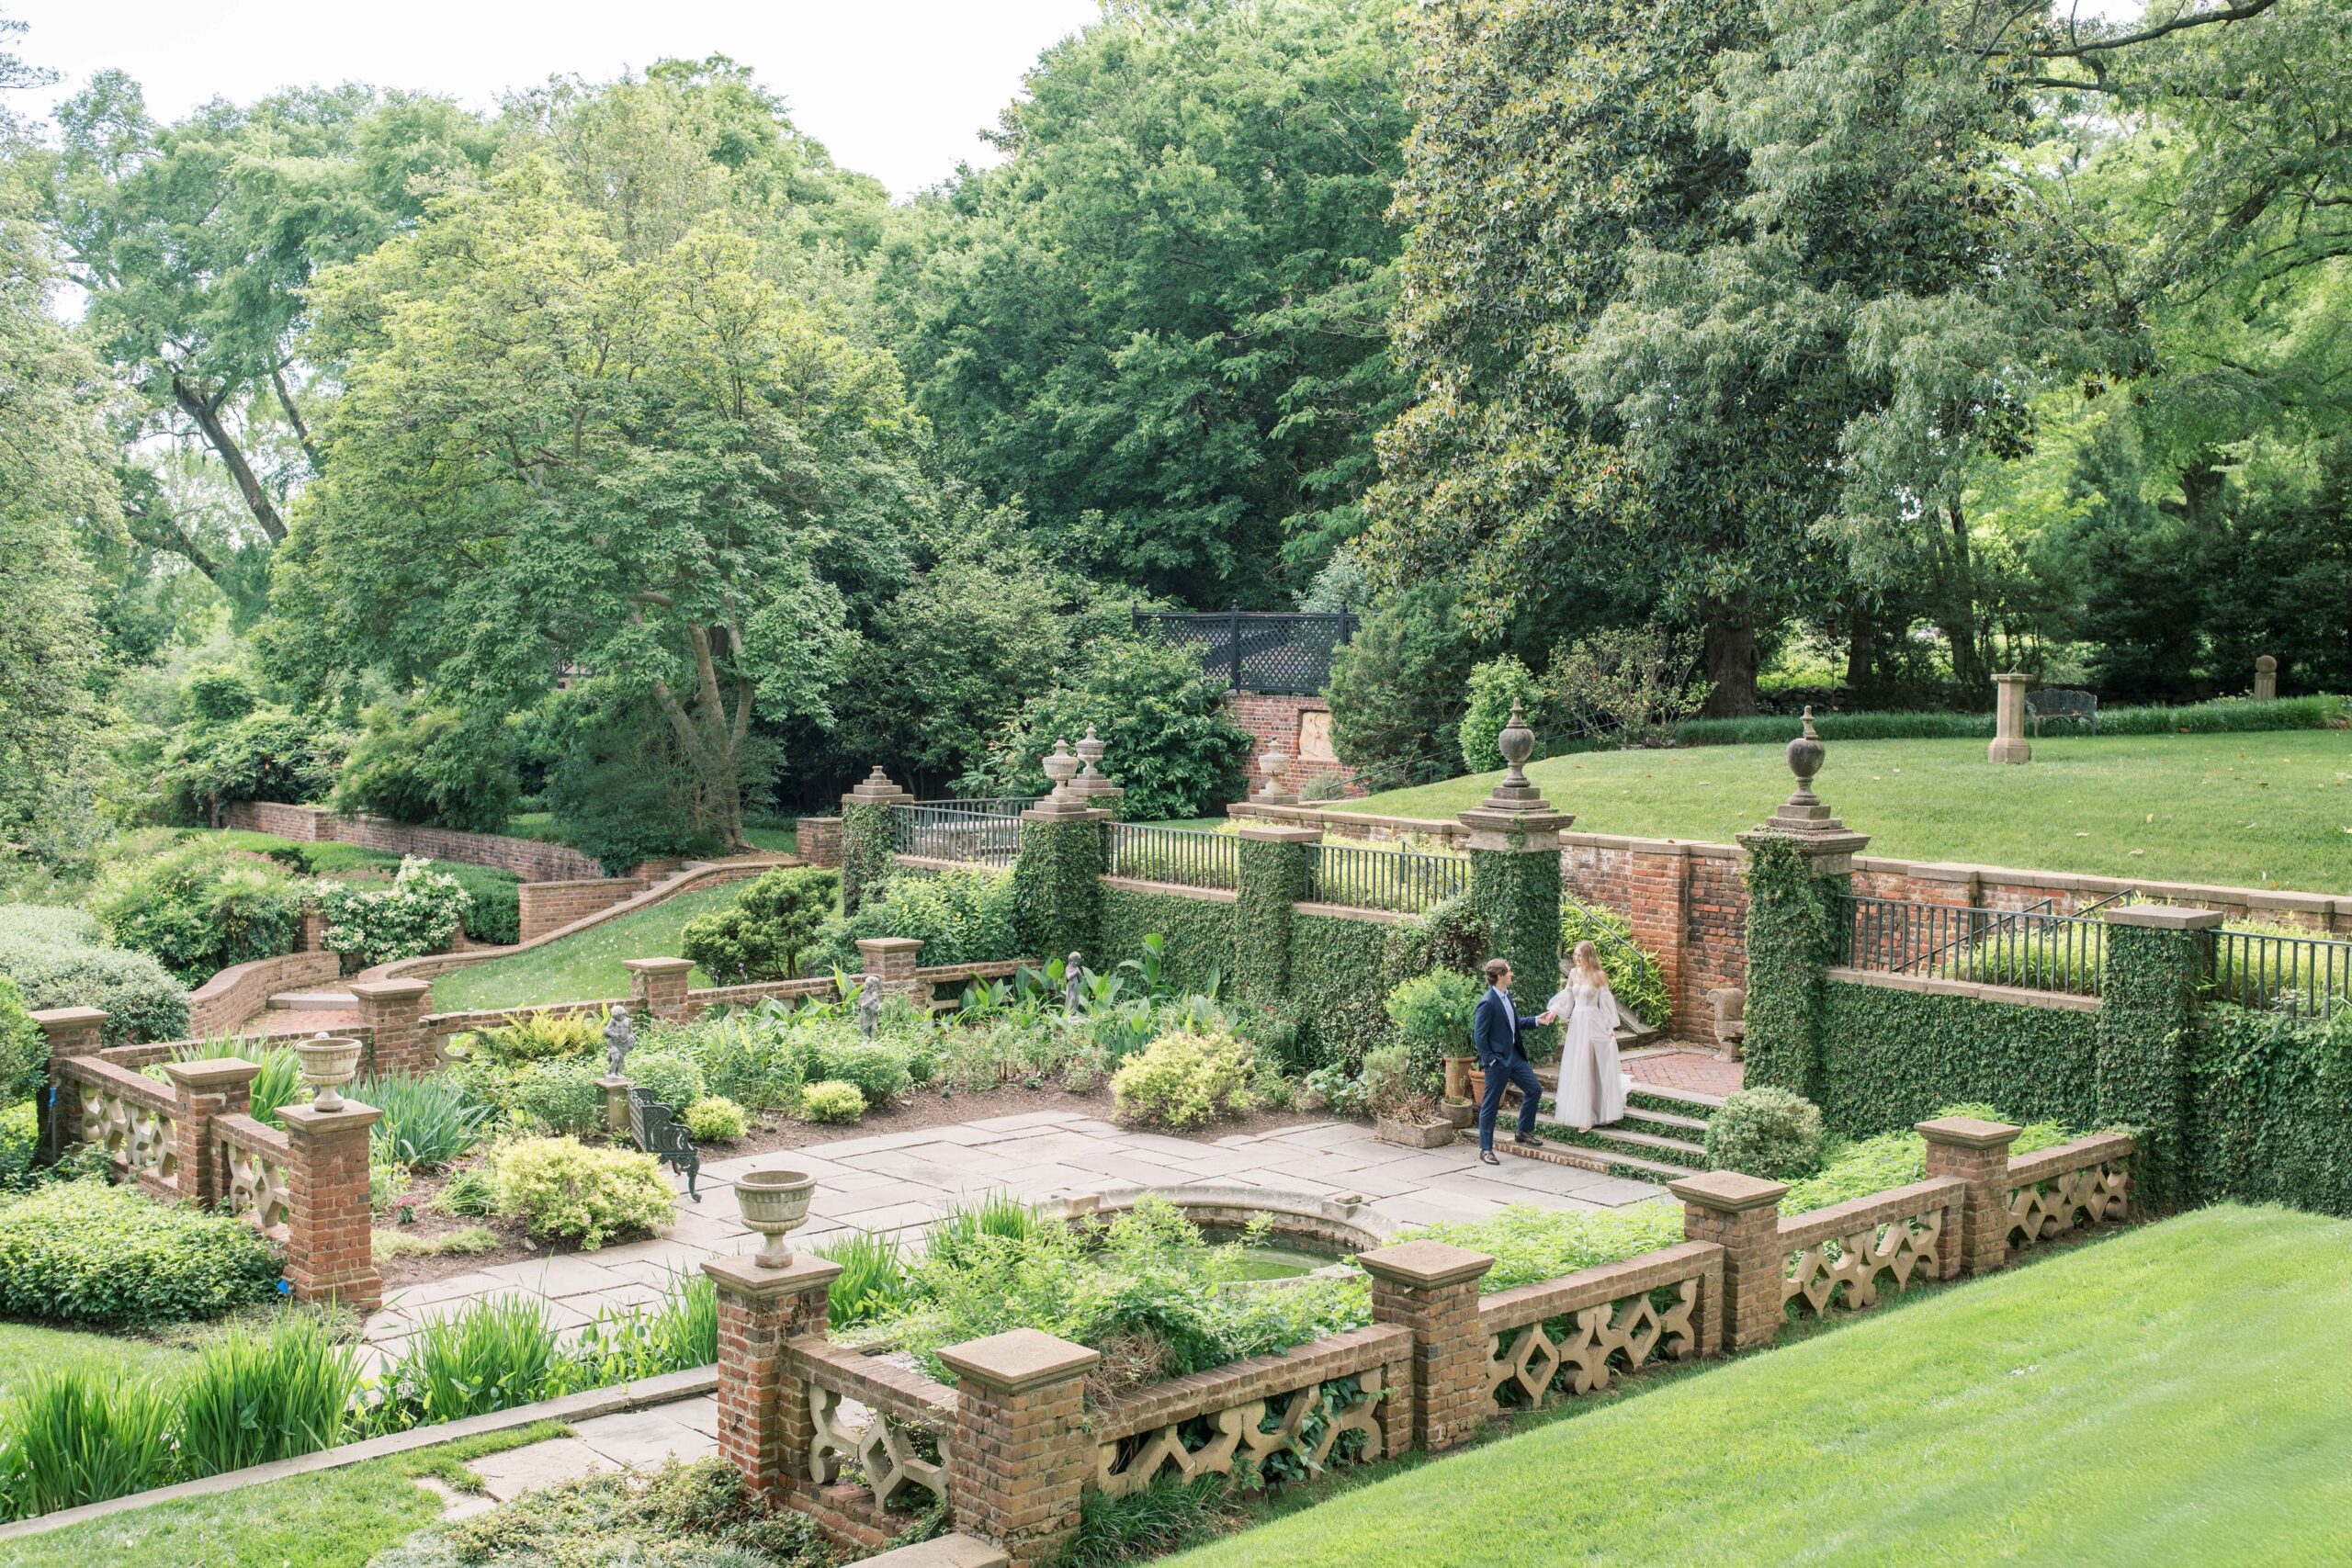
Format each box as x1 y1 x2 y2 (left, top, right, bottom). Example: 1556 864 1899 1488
1844 603 1879 698
170 376 286 542
649 623 755 854
1699 595 1759 717
1938 500 1989 697
271 363 325 476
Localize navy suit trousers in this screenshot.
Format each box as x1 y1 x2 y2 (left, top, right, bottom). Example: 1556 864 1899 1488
1477 1053 1544 1152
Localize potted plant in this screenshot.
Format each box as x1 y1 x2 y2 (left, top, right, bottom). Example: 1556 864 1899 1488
1363 1043 1454 1149
1385 971 1483 1131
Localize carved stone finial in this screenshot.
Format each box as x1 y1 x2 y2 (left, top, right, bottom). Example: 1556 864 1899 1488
1785 705 1825 808
1043 739 1081 799
1075 724 1106 782
1497 699 1535 788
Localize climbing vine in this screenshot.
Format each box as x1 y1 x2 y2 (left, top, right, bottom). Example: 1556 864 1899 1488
840 801 896 916
2096 921 2206 1208
1012 817 1104 967
2187 1001 2352 1217
1235 837 1309 1007
1813 982 2100 1139
1740 834 1843 1101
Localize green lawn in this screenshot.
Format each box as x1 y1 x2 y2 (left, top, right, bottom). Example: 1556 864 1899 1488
1170 1205 2352 1568
0 1422 567 1568
0 1324 190 1402
428 882 745 1011
1338 730 2352 891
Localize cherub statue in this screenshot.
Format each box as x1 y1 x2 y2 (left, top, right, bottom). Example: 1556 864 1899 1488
856 980 883 1039
1064 952 1085 1019
603 1010 636 1077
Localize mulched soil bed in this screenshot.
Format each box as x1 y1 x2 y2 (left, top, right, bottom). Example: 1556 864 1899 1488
375 1084 1329 1291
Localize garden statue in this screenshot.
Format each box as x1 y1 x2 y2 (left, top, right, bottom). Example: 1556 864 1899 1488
604 1009 636 1077
857 980 882 1039
1065 952 1085 1018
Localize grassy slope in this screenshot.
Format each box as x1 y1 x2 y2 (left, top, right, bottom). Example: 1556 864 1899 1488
1170 1205 2352 1568
0 1422 568 1568
0 1325 189 1402
427 882 744 1012
1341 731 2352 891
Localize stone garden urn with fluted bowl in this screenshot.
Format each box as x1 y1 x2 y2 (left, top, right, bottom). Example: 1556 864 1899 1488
734 1169 818 1268
296 1032 366 1111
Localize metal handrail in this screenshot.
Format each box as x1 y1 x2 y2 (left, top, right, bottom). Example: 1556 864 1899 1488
2213 928 2352 1015
1894 897 2055 976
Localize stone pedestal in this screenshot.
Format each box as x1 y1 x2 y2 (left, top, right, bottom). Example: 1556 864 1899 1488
348 977 435 1077
162 1056 263 1208
599 1075 633 1138
1669 1170 1787 1354
939 1329 1101 1568
2253 654 2278 703
1361 1239 1494 1452
705 1254 842 1502
1917 1116 2022 1278
625 957 695 1021
1989 672 2031 764
280 1100 385 1314
30 1006 107 1164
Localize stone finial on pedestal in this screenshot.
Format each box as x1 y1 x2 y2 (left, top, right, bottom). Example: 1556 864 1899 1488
1988 673 2031 764
1741 706 1869 872
842 765 916 807
1072 723 1125 814
1454 700 1572 849
2253 654 2278 703
1253 738 1295 806
1024 739 1095 820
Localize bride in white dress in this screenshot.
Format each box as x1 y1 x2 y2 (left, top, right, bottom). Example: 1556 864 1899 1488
1545 942 1632 1132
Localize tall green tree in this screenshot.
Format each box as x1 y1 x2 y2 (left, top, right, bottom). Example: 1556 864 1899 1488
882 0 1411 606
271 159 929 847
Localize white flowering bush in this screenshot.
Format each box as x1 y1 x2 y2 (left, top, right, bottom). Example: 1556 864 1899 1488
317 856 471 965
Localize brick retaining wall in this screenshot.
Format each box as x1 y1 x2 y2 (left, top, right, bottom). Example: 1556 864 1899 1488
187 950 345 1038
220 801 608 882
517 876 649 942
1223 693 1362 799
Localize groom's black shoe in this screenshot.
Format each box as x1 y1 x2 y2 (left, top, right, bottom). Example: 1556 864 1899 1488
1512 1134 1545 1147
1478 1150 1500 1166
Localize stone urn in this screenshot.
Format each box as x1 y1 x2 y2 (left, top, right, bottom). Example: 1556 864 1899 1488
735 1168 818 1269
1255 740 1294 803
296 1033 365 1111
1496 699 1536 786
1784 706 1825 807
1043 739 1082 801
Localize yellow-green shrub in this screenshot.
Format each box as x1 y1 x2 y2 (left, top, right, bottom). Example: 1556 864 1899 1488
1111 1030 1254 1130
490 1137 673 1249
684 1096 746 1142
799 1080 865 1124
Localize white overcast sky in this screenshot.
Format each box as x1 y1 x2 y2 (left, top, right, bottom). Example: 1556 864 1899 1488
7 0 1104 197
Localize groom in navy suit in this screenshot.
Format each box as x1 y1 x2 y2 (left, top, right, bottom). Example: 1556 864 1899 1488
1473 956 1551 1166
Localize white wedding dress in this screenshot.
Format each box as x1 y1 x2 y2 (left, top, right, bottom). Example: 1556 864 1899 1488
1546 976 1632 1132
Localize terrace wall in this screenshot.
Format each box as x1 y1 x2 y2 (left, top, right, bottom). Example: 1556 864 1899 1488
1223 692 1363 799
220 800 608 882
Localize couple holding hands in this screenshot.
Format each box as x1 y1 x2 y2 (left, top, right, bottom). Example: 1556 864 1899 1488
1470 943 1634 1166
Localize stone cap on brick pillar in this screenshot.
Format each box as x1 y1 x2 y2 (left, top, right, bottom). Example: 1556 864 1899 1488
623 957 697 980
1916 1115 2022 1149
703 1252 843 1301
346 978 432 1003
29 1005 107 1036
1236 825 1324 845
278 1100 384 1138
1668 1169 1789 1213
162 1056 265 1095
1358 1238 1497 1291
842 766 915 807
855 937 924 961
938 1327 1101 1396
2102 905 2223 931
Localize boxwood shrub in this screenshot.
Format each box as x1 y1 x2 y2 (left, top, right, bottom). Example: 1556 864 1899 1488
0 1179 282 1325
0 905 189 1044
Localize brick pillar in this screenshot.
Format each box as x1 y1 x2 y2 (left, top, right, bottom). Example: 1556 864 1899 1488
1013 797 1105 967
855 936 925 1006
1623 841 1692 1039
1361 1238 1495 1453
161 1056 263 1208
347 978 434 1077
939 1328 1101 1568
1917 1115 2021 1278
1233 827 1316 1006
704 1254 842 1502
31 1006 107 1164
797 817 843 869
300 901 329 953
2098 905 2218 1210
1669 1170 1788 1354
279 1100 384 1313
841 767 915 914
626 957 695 1021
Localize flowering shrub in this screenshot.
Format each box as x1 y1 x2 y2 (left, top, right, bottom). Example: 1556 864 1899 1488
316 856 471 965
1111 1029 1255 1130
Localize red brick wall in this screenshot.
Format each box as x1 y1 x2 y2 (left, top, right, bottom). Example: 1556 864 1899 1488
220 801 608 882
1222 693 1363 799
187 951 345 1037
517 876 649 942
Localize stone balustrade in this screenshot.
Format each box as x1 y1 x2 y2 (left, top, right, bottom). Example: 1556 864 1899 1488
2005 1132 2134 1253
1475 1240 1721 1411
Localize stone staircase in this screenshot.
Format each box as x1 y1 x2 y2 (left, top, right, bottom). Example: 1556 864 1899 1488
1499 1066 1722 1185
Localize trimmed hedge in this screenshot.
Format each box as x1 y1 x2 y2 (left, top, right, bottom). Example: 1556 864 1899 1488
1812 980 2100 1139
2186 1002 2352 1217
1674 693 2345 748
0 906 189 1044
0 1179 283 1324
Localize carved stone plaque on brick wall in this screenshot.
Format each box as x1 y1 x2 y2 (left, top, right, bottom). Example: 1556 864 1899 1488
1297 708 1337 763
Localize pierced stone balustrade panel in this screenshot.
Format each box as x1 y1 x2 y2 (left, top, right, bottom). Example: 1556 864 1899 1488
211 1113 292 1243
790 1340 956 1520
1476 1243 1719 1415
2006 1134 2133 1253
62 1059 179 1191
1778 1179 1962 1319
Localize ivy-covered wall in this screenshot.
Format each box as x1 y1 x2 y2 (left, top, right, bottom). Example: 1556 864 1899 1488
2186 1002 2352 1217
1235 837 1308 1008
2092 920 2206 1207
840 800 896 916
1290 912 1399 1070
1012 816 1105 967
1814 981 2101 1139
1099 885 1237 997
1739 834 1845 1101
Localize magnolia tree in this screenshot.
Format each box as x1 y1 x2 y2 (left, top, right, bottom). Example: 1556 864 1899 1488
273 157 924 849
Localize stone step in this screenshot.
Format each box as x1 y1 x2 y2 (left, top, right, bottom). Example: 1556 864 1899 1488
1491 1137 1692 1185
1623 1104 1711 1136
1539 1122 1709 1170
267 989 357 1011
1625 1081 1727 1117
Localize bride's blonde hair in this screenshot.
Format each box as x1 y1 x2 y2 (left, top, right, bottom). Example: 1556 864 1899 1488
1572 941 1606 983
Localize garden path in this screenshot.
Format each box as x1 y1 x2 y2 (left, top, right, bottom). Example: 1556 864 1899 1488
362 1107 1667 1361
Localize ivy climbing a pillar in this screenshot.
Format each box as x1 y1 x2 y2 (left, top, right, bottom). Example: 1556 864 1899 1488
1014 742 1108 966
1235 826 1317 1006
2096 905 2218 1211
1454 701 1570 1055
839 766 912 915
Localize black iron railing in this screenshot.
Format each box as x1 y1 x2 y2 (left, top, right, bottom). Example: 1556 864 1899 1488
1562 889 1664 1022
1105 823 1238 890
890 801 1024 868
1842 895 2109 996
2214 929 2352 1015
1131 605 1361 695
1302 841 1467 915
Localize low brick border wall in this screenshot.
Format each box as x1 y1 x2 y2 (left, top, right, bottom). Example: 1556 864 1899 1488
187 950 345 1039
220 800 608 881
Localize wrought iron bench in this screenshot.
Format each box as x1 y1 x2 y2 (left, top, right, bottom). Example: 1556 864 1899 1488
2025 688 2098 736
628 1087 702 1201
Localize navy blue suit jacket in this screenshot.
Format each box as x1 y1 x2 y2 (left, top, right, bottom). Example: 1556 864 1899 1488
1473 987 1541 1066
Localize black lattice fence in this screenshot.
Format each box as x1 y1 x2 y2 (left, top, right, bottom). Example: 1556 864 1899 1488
1131 606 1360 695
